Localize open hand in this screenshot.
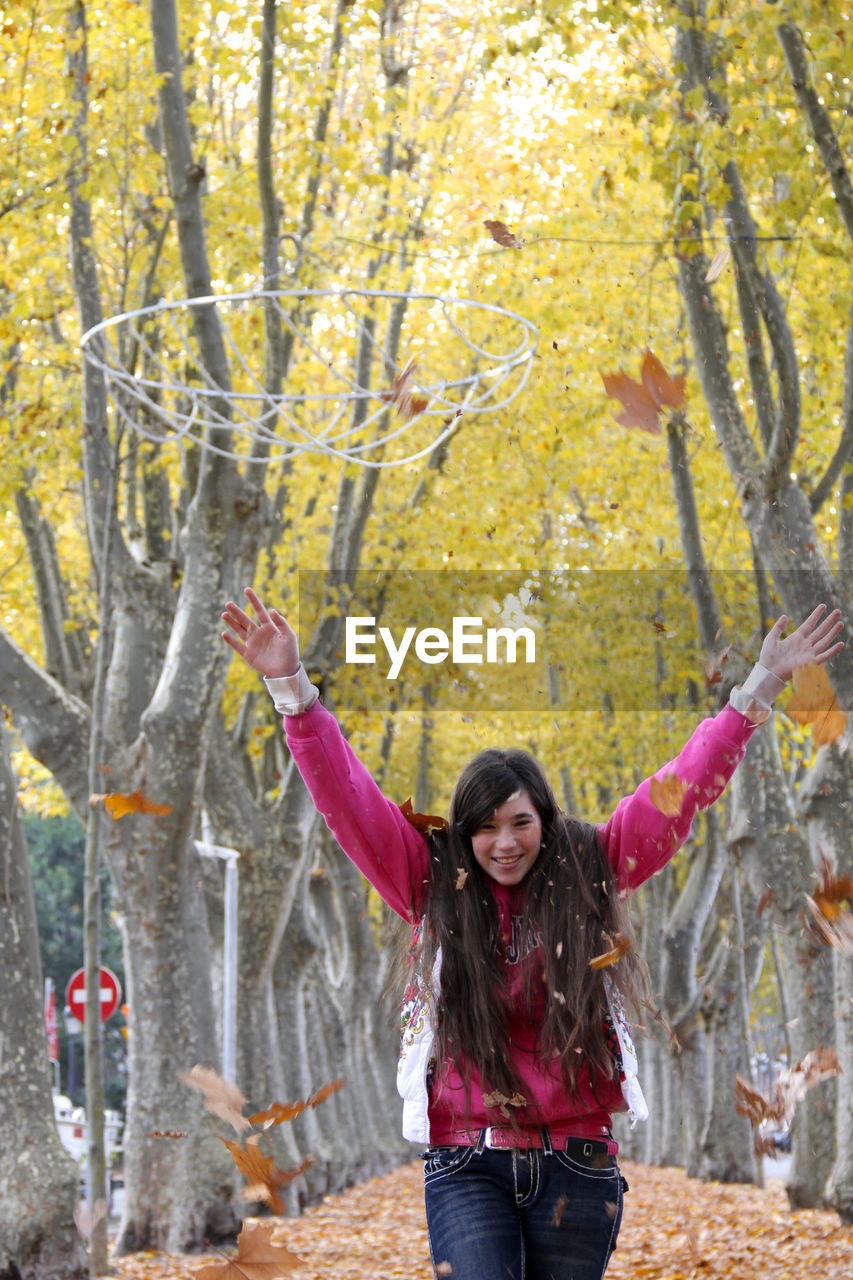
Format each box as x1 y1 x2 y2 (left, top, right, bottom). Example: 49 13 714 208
759 605 844 683
221 588 300 679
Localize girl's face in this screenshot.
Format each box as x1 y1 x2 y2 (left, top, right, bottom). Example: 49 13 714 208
470 788 542 886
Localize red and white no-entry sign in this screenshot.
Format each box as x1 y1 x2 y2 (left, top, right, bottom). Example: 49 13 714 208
66 966 122 1023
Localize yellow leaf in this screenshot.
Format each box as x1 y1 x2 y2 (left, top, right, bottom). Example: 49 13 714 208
649 773 688 817
785 663 846 746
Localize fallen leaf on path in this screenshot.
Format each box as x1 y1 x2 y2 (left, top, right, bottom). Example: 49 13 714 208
194 1219 302 1279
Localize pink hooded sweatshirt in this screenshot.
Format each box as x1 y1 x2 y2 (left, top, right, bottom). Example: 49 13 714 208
276 676 771 1147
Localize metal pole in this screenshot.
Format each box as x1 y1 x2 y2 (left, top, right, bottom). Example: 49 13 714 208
222 854 238 1082
195 819 240 1082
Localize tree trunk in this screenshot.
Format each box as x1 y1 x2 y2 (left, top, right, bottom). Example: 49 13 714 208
0 732 88 1280
798 745 853 1216
697 940 758 1185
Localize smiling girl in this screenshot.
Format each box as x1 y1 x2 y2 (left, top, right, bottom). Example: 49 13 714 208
222 589 843 1280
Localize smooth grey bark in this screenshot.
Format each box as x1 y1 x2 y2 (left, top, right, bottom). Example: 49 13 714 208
658 817 727 1173
731 718 838 1207
697 938 759 1184
798 745 853 1216
0 732 88 1280
696 732 769 1184
636 865 674 1166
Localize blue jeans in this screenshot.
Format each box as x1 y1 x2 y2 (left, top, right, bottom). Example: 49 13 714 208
423 1131 625 1280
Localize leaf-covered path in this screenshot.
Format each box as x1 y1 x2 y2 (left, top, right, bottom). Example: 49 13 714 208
108 1159 853 1279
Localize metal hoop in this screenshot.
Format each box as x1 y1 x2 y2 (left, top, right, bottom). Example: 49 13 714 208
80 288 538 467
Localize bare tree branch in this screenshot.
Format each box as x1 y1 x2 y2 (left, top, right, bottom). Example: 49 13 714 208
777 21 853 242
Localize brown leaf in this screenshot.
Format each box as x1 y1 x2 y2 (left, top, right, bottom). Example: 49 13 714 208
589 931 631 970
148 1129 189 1139
756 888 774 918
455 868 468 890
379 357 430 422
483 218 520 248
784 663 847 746
178 1065 250 1134
600 368 662 434
248 1079 346 1129
804 859 853 955
482 1089 527 1118
398 797 448 833
703 643 731 688
640 348 686 410
649 773 689 817
552 1193 568 1226
218 1135 312 1215
735 1046 841 1128
89 789 174 819
194 1219 302 1280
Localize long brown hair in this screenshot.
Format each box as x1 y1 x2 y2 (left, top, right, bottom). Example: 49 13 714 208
417 747 648 1107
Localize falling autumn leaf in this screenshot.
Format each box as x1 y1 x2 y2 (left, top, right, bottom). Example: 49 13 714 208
483 218 520 247
600 368 661 434
552 1193 568 1227
194 1219 302 1280
703 643 731 688
601 348 686 434
178 1065 251 1134
398 797 448 833
804 859 853 955
735 1046 841 1129
756 888 774 917
589 931 631 970
74 1198 107 1240
379 357 430 421
89 789 174 819
148 1129 189 1139
248 1079 346 1129
704 243 732 282
640 348 686 410
482 1089 527 1118
649 773 689 817
784 662 847 746
217 1135 311 1215
454 868 468 890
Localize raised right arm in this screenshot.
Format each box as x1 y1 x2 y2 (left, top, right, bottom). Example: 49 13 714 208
223 589 430 920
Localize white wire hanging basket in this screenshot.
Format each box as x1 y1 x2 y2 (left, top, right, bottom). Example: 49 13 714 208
80 287 538 467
